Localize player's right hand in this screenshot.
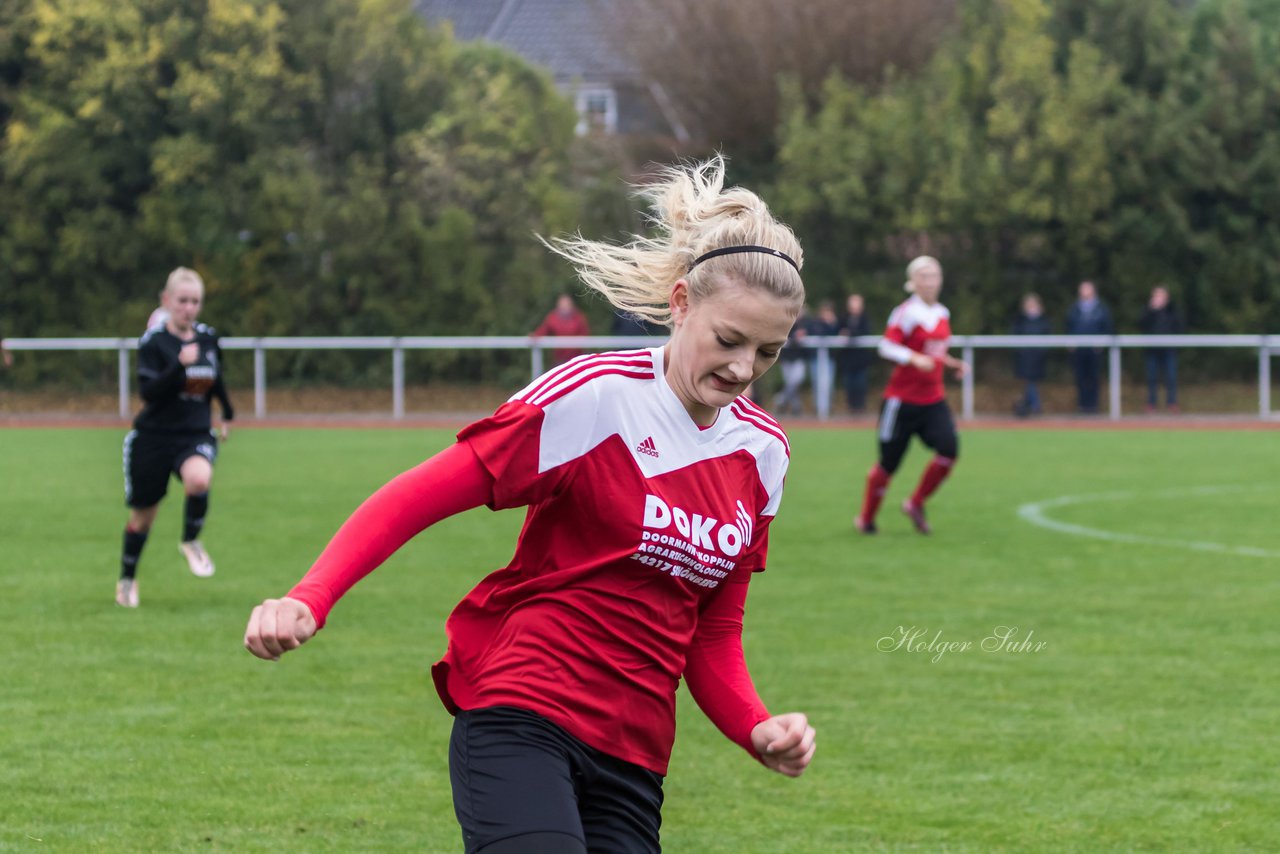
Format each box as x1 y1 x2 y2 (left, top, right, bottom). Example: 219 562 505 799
244 597 317 661
910 353 935 372
179 343 200 365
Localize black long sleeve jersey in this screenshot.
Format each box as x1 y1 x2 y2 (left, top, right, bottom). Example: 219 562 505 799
133 323 234 433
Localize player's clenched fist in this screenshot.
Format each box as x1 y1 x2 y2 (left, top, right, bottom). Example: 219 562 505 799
244 597 317 661
751 712 817 778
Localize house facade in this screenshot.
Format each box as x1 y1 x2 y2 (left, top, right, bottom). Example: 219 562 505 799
414 0 688 141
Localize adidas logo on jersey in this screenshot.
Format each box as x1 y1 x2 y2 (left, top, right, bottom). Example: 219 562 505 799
635 436 660 458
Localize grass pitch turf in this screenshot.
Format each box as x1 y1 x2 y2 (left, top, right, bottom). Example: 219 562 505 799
2 425 1278 852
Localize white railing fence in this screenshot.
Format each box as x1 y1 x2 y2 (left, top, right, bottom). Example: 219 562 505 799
4 334 1276 421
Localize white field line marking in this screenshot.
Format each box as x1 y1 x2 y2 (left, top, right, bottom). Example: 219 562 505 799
1016 485 1280 559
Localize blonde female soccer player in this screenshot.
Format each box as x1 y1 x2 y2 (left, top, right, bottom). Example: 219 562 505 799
245 158 816 853
117 268 233 607
855 255 968 535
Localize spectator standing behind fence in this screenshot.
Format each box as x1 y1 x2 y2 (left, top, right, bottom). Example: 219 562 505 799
1 338 11 368
837 294 873 412
772 304 810 416
1065 281 1113 414
1012 293 1050 418
809 300 841 418
532 293 591 366
1140 285 1183 413
611 307 664 337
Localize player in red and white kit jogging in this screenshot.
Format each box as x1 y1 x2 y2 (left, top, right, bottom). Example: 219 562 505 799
855 256 968 535
244 158 816 854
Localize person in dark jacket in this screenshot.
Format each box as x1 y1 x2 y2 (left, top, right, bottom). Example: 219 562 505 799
1065 280 1113 413
1012 293 1051 417
772 304 811 416
1139 285 1183 412
808 300 841 417
837 294 873 412
610 308 665 337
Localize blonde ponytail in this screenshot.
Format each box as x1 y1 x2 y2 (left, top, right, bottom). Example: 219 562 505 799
543 157 804 326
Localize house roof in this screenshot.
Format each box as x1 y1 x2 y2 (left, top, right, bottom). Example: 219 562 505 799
413 0 637 83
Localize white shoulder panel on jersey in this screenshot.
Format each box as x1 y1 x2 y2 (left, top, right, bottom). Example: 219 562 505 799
890 295 950 336
726 400 790 517
514 349 788 507
512 350 657 475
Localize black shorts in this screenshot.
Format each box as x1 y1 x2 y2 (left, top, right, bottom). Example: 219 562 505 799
876 398 958 473
449 706 664 854
122 429 217 508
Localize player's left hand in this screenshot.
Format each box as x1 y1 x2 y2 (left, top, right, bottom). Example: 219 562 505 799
218 423 230 441
752 712 816 777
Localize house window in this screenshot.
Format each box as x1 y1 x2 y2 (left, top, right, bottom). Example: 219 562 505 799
575 88 617 135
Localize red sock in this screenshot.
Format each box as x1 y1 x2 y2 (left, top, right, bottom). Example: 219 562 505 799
910 456 956 507
860 465 891 523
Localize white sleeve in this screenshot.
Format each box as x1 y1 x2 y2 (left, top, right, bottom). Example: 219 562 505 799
879 339 914 365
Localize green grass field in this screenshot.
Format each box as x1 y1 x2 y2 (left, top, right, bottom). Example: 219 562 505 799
3 425 1278 852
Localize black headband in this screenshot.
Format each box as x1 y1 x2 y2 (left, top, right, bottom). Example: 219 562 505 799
689 245 800 273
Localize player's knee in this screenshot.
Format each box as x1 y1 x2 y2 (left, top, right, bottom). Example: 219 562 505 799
184 477 212 495
935 437 959 461
128 507 158 532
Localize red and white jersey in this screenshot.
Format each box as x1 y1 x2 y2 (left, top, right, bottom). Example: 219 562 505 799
432 347 789 774
879 295 952 405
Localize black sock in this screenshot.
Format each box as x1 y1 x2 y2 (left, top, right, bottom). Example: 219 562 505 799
183 493 209 542
122 528 148 579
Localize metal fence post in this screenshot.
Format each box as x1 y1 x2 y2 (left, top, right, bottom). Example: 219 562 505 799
392 340 405 420
117 340 130 420
531 341 545 380
814 345 832 420
1108 343 1122 421
961 344 974 421
254 341 266 419
1261 342 1272 420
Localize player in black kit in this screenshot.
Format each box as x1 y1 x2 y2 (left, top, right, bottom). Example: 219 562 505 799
117 268 234 608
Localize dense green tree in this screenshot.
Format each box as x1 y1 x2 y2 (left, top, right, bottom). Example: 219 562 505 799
775 0 1280 334
0 0 594 354
6 0 1280 366
1106 0 1280 331
777 0 1124 330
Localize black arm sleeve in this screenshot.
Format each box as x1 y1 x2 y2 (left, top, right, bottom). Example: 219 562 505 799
137 342 186 403
212 346 234 422
213 382 234 420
